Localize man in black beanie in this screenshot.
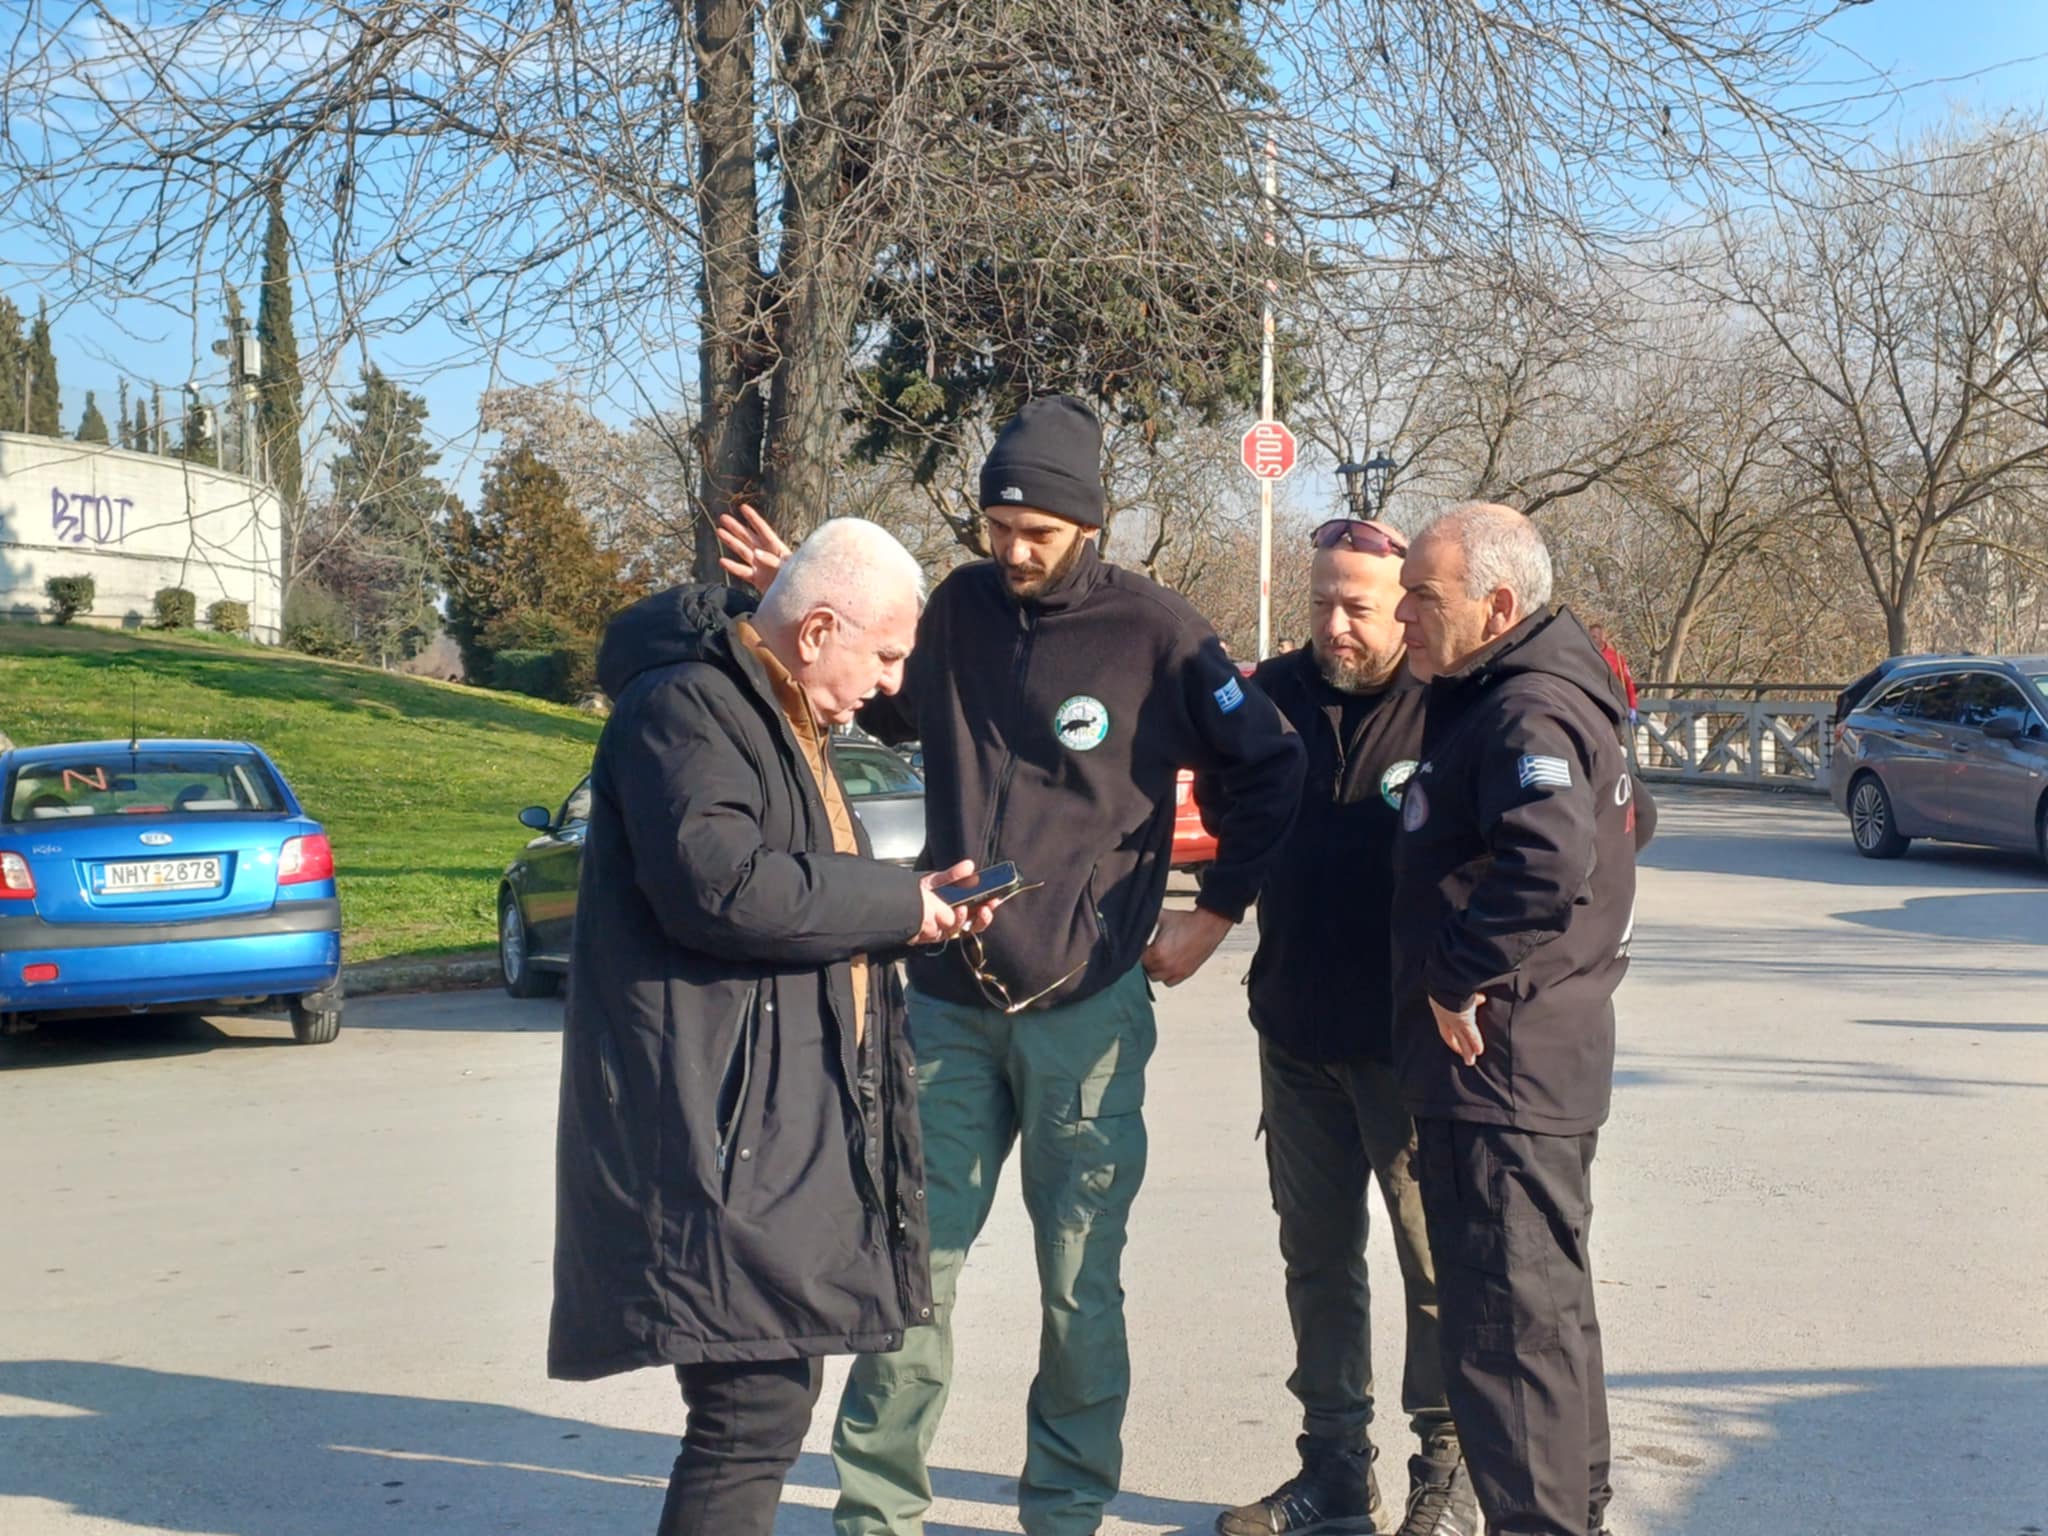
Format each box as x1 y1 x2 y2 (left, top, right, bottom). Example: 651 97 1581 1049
716 395 1305 1536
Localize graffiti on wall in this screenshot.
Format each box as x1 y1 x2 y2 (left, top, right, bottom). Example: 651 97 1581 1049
50 487 133 546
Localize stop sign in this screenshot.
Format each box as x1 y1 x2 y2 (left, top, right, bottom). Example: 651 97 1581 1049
1241 420 1297 481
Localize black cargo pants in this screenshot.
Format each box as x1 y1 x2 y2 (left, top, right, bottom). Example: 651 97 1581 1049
1413 1119 1611 1536
1259 1036 1453 1453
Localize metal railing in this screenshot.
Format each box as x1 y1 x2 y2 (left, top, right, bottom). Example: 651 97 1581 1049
1632 690 1838 793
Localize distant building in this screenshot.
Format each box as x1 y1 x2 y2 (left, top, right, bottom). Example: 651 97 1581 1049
0 431 284 641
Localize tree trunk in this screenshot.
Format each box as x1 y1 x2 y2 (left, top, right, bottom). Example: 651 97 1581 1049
759 108 885 540
690 0 766 579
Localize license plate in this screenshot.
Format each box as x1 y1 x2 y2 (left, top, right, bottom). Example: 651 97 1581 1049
99 857 223 892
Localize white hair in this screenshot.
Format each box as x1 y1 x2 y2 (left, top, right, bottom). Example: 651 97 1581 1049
757 517 926 630
1424 502 1554 610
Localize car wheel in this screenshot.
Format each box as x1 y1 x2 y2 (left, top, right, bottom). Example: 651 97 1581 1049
1849 773 1910 859
500 891 560 999
289 986 343 1045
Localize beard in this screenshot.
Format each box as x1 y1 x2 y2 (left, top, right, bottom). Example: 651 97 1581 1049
1003 534 1088 599
1314 638 1401 694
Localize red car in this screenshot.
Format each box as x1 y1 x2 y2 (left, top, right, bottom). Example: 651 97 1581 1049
1171 768 1217 872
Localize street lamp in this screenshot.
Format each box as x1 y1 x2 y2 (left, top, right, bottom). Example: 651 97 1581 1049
1334 450 1398 520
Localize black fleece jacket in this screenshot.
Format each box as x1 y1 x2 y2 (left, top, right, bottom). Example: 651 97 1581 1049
1390 608 1649 1134
1203 648 1428 1064
861 541 1304 1011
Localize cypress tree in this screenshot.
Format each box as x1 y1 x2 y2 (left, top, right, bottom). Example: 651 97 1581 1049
257 183 303 507
28 298 60 435
77 390 110 443
0 296 22 432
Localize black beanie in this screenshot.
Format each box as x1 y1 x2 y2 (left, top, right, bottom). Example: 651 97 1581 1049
979 395 1106 528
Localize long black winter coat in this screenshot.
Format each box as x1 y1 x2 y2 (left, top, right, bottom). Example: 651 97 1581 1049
548 586 935 1380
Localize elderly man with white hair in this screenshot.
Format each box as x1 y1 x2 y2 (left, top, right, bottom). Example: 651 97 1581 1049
549 518 988 1536
1388 503 1650 1536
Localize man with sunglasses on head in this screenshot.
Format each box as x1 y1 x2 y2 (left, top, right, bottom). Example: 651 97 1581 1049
716 394 1304 1536
1204 516 1480 1536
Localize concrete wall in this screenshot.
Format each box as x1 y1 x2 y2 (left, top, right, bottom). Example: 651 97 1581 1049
0 432 285 641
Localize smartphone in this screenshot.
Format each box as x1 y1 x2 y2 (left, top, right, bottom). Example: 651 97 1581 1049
933 861 1022 908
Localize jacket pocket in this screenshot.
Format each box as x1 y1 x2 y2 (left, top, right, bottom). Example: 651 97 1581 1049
714 985 759 1182
597 1031 624 1110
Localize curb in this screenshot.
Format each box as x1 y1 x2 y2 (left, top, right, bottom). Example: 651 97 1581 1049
342 950 500 998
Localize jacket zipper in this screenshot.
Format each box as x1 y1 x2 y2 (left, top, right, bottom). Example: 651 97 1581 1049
714 985 759 1172
979 606 1036 864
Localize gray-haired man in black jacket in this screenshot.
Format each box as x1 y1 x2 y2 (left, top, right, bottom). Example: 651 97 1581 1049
1390 503 1648 1536
550 520 988 1536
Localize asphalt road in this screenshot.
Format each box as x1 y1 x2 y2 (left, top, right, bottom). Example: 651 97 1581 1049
3 789 2044 1536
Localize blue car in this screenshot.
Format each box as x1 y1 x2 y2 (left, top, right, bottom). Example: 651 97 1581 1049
0 739 344 1043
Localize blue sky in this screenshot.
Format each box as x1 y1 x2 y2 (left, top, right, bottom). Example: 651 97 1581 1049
8 2 2046 506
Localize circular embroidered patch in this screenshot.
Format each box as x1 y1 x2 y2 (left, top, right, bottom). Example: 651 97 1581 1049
1053 695 1111 752
1380 758 1420 810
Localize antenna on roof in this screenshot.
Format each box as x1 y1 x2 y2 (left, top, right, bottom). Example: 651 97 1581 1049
129 678 140 752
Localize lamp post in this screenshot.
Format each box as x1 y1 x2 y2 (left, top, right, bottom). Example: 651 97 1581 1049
1333 450 1398 521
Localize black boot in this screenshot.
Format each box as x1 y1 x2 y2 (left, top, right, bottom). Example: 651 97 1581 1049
1391 1435 1478 1536
1215 1436 1383 1536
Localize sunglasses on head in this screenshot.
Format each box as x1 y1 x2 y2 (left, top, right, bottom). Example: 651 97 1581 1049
1309 519 1407 557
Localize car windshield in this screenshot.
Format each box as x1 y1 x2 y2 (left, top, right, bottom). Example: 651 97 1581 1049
4 751 287 822
832 745 923 798
2032 675 2048 708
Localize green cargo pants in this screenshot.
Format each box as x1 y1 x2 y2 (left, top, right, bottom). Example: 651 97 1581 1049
833 963 1156 1536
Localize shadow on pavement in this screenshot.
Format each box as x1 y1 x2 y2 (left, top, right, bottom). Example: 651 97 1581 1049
1612 1049 2048 1097
1641 818 2041 889
1609 1364 2048 1535
1832 891 2048 946
5 1359 2043 1535
0 1012 299 1070
346 995 563 1034
0 1358 1224 1536
1857 1017 2048 1035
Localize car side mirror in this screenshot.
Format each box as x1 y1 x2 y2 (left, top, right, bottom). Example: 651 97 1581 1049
1983 716 2022 741
518 805 553 831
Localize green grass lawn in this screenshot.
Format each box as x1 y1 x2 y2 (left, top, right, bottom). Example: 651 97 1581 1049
0 623 602 962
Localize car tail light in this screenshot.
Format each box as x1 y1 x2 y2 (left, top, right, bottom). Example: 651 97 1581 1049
0 851 34 900
278 833 335 886
23 963 58 984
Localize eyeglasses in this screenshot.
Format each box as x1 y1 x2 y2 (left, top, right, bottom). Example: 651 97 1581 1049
1310 519 1407 557
960 930 1087 1015
935 879 1086 1014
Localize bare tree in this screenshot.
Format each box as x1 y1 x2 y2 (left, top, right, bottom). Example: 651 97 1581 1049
1 0 1870 580
479 383 698 584
1718 121 2048 655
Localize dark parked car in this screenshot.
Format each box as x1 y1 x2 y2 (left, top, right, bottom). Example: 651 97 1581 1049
1829 656 2048 866
496 737 929 997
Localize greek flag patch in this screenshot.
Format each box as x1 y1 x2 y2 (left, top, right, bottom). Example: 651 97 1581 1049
1213 676 1245 713
1517 754 1572 790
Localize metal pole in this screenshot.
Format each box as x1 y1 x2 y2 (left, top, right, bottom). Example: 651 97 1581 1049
1257 132 1277 661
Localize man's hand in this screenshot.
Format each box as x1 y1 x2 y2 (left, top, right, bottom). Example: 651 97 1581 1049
715 503 792 594
1430 993 1487 1066
1141 906 1235 987
911 861 978 947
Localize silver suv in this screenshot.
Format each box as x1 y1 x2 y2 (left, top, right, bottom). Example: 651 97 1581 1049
1830 657 2048 866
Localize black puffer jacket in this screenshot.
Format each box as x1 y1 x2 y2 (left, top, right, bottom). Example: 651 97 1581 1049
1390 609 1648 1136
548 586 934 1380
